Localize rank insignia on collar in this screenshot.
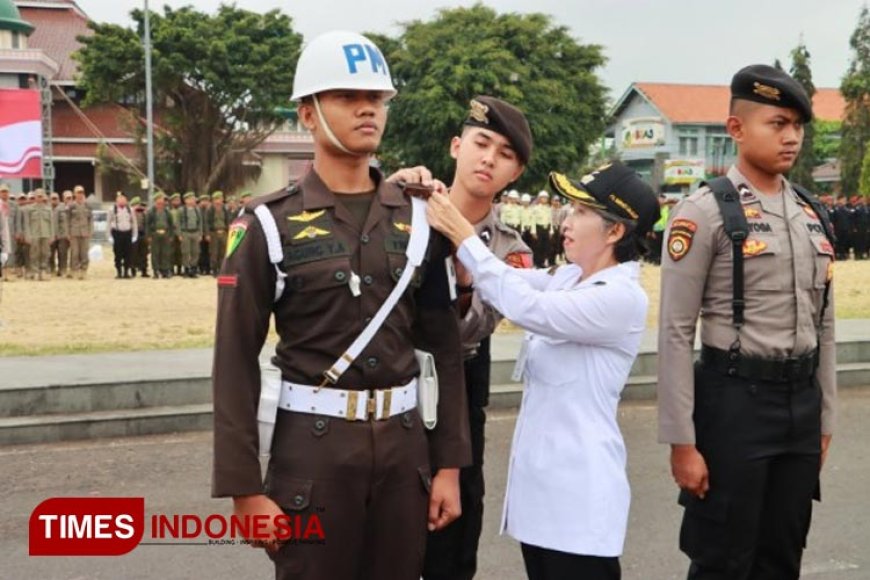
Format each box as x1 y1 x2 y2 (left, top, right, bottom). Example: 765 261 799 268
738 184 757 203
742 239 768 257
393 222 412 234
293 225 331 240
479 227 492 244
288 210 326 223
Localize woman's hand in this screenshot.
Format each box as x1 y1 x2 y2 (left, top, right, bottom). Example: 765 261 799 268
426 192 475 247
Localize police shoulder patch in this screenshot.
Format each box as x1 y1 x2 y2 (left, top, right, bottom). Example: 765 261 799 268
666 219 697 262
225 219 249 258
506 252 533 269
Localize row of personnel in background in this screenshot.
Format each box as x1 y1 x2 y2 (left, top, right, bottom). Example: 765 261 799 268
495 191 568 267
106 190 252 279
824 196 870 260
0 184 92 281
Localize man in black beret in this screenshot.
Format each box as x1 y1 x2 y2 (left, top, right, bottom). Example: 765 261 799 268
389 95 534 580
658 63 836 580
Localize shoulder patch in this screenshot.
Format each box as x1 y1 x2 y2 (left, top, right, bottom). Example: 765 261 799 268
666 219 697 262
506 252 533 269
225 219 249 258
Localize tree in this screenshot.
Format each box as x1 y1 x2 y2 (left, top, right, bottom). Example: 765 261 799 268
788 40 816 189
840 4 870 195
814 120 842 161
860 143 870 196
75 5 302 195
375 4 608 190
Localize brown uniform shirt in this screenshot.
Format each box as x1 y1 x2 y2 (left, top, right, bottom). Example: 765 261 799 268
212 168 471 497
69 203 93 238
461 208 531 355
658 166 836 444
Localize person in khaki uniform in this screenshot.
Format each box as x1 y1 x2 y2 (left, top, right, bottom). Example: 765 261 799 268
26 189 55 281
212 31 469 580
52 191 72 277
226 194 239 216
0 193 10 284
198 194 212 275
169 193 183 275
15 192 32 278
658 65 836 580
499 191 522 231
178 192 203 277
393 96 534 580
146 192 175 278
68 188 93 279
130 196 150 277
206 191 230 275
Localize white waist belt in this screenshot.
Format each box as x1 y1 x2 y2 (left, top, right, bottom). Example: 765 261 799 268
278 379 418 421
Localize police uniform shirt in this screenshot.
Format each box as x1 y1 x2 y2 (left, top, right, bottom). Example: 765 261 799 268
212 168 471 497
657 165 836 444
461 207 532 355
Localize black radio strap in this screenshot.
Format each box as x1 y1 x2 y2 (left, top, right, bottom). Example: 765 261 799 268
704 177 749 331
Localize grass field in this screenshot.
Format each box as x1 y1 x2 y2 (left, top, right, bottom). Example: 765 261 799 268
1 248 868 356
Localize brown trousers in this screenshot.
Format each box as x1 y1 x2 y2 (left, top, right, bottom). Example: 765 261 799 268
70 236 89 272
51 238 70 275
265 409 431 580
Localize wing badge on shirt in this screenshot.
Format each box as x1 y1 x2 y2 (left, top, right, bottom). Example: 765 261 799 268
293 226 331 240
393 222 412 234
742 239 768 257
287 210 326 223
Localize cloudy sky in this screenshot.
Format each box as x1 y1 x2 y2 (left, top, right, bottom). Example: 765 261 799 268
75 0 865 100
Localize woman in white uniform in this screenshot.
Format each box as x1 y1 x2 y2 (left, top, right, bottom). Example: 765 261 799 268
427 163 659 580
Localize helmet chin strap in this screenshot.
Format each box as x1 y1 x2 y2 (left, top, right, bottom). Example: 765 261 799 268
313 95 355 156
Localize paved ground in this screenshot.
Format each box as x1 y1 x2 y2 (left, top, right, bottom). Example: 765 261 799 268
2 389 869 580
2 319 869 389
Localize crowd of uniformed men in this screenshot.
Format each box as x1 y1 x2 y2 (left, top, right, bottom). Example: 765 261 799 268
0 182 254 281
495 191 568 267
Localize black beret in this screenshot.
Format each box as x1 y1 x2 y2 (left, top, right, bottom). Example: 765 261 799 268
549 162 660 238
463 96 532 164
730 64 813 122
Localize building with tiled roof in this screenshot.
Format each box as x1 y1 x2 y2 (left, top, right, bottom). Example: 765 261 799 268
2 0 312 200
607 82 845 192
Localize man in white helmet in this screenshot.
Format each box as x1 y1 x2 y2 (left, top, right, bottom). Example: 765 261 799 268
211 31 470 580
500 190 523 232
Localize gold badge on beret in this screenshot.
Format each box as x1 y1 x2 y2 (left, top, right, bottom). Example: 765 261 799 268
469 99 490 124
753 82 781 101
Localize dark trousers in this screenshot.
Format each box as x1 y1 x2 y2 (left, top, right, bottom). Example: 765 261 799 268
681 362 821 580
521 543 621 580
112 230 133 272
423 338 490 580
266 408 430 580
534 226 550 267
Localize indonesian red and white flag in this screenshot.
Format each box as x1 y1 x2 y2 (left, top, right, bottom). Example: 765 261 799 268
0 89 43 179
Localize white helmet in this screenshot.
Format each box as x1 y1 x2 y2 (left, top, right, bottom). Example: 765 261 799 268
507 190 520 200
520 193 531 203
537 190 549 199
291 31 397 101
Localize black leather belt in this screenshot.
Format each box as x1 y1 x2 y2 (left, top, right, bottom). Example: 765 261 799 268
700 345 818 383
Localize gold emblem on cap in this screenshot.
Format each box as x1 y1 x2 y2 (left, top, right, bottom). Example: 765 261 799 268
551 172 606 209
608 194 639 219
753 82 781 101
469 99 490 124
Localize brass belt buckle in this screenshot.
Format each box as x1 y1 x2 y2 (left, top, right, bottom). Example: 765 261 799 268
366 391 377 420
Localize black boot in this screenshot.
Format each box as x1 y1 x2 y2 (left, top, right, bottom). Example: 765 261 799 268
190 267 199 279
115 267 122 279
142 269 150 278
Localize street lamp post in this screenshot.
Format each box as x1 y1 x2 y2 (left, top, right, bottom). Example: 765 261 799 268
143 0 155 203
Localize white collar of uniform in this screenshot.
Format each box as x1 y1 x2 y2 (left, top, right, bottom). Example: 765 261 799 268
559 260 640 289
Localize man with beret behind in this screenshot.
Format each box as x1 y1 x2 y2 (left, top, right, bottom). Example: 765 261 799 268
658 64 836 579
